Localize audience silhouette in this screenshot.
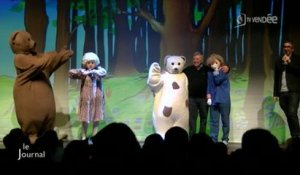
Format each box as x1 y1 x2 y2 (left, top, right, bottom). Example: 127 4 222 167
90 122 141 173
230 128 284 174
0 124 297 174
140 133 164 174
2 128 63 172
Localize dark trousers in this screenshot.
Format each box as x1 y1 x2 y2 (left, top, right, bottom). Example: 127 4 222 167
188 97 208 136
279 92 300 137
210 103 231 143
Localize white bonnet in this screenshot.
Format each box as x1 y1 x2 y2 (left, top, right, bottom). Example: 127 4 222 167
82 52 100 65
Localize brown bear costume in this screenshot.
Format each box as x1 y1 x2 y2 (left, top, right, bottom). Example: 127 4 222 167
9 30 73 144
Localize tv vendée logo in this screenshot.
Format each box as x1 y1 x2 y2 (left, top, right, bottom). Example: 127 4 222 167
235 13 278 28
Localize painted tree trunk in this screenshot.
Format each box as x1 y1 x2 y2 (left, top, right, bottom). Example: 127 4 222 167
24 0 48 52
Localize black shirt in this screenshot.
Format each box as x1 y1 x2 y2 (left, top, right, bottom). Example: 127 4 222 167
183 64 209 99
273 54 300 96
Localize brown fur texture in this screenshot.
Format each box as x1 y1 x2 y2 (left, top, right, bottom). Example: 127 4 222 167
9 30 73 144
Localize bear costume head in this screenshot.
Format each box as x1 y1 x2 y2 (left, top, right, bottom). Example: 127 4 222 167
164 55 186 74
9 31 36 55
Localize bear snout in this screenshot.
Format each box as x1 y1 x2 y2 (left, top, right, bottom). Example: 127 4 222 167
172 68 179 74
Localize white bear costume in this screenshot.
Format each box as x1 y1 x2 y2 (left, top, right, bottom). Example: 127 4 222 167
147 55 189 138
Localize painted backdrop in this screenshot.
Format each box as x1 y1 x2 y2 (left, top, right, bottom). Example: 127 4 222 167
1 0 299 143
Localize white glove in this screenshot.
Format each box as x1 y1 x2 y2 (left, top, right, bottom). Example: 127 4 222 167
93 67 107 76
207 99 212 106
81 69 92 75
69 69 78 74
151 62 161 73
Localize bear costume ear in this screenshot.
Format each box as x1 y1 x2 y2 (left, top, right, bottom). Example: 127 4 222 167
180 56 186 62
9 31 19 46
164 55 172 65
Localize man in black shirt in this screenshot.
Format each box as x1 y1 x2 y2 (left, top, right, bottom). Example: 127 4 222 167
273 40 300 138
183 51 229 137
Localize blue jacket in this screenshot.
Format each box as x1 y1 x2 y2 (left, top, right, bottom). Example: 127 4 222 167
207 70 231 105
